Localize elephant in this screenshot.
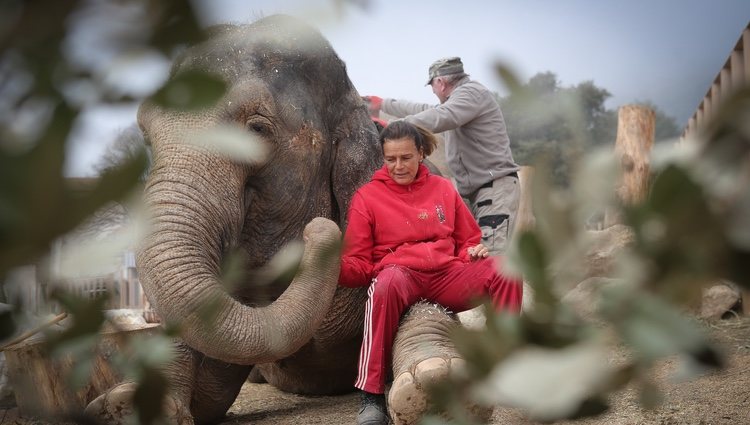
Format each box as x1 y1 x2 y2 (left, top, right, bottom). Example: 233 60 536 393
84 14 477 425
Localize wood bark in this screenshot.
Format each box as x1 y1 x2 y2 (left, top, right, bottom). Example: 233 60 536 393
3 323 160 417
516 166 535 232
604 105 655 227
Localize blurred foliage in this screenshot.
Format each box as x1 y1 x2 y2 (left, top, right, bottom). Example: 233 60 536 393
0 0 223 423
426 75 750 424
151 69 226 111
1 1 747 425
498 71 680 186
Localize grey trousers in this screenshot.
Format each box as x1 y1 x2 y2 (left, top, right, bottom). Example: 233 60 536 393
464 174 521 256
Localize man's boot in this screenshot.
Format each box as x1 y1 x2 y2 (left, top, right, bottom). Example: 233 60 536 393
357 391 389 425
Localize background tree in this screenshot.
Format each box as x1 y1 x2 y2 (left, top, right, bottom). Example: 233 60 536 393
74 124 149 242
93 124 150 177
498 71 680 186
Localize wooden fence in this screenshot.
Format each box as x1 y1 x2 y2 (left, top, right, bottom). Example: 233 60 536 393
55 269 146 311
10 266 149 316
682 22 750 139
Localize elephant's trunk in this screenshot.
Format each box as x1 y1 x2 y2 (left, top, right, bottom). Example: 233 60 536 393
137 151 340 365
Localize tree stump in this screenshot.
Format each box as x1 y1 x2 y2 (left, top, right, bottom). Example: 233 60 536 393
516 166 535 232
2 323 160 418
604 105 655 227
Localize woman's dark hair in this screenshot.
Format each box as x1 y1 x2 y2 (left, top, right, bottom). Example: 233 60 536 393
379 120 437 156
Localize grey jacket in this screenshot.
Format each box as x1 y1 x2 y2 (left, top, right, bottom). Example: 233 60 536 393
382 77 519 196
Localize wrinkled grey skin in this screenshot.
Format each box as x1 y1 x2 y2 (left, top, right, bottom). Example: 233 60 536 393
85 14 460 425
85 14 380 425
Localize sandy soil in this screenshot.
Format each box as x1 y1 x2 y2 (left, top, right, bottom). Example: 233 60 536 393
1 317 748 425
223 317 750 425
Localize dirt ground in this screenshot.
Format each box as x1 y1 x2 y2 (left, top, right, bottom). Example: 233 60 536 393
227 317 750 425
1 317 748 425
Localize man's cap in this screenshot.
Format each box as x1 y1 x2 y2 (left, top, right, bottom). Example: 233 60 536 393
426 57 464 85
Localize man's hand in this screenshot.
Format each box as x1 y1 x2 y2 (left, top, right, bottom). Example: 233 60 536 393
362 95 383 116
467 243 489 261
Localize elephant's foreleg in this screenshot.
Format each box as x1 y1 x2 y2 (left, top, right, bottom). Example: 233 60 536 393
84 340 197 425
246 365 267 383
190 355 252 424
388 302 491 425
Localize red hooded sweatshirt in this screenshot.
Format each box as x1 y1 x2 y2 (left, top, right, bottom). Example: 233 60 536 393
339 164 481 288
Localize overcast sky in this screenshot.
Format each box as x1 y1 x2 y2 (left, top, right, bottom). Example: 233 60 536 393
65 0 750 176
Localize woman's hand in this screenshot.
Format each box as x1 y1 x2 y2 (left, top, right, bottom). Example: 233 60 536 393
467 243 489 261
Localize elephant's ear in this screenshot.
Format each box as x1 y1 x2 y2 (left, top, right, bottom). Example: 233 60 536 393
331 104 382 227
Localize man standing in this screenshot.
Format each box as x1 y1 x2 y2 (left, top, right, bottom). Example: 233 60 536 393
365 57 520 255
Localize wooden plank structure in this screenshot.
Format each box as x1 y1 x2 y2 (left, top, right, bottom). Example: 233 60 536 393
681 21 750 314
682 22 750 140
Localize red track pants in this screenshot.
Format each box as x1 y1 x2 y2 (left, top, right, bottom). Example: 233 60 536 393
354 257 522 394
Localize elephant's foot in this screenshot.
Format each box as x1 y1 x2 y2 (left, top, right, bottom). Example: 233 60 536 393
389 302 493 425
84 382 194 425
387 357 491 425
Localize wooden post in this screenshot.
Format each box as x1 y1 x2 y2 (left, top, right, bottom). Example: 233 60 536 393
515 166 535 232
604 105 655 227
3 323 160 418
710 82 721 121
731 50 744 90
720 68 731 102
735 29 750 316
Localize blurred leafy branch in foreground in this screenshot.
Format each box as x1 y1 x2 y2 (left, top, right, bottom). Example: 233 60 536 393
2 1 749 424
426 73 750 423
0 0 225 423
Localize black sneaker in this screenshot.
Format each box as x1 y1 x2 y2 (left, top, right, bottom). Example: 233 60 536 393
357 391 389 425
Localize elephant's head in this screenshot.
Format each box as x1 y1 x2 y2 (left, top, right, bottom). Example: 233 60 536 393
136 15 381 365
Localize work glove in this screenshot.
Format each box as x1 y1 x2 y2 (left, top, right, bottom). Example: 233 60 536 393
372 117 388 130
362 95 383 116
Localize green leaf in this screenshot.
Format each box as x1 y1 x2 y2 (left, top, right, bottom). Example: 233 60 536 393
567 396 609 420
128 333 176 371
52 333 99 390
638 379 663 410
151 70 226 111
625 164 730 302
0 110 147 279
145 0 206 53
45 291 106 350
186 125 269 164
601 287 724 371
418 415 452 425
493 62 523 95
451 312 520 377
133 365 169 425
515 231 558 311
0 308 17 341
470 341 613 422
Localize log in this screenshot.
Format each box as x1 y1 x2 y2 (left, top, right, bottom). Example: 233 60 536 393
516 166 535 232
3 322 160 418
0 312 67 351
604 105 655 227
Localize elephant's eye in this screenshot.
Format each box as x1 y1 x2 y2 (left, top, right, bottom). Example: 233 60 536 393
245 117 272 137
